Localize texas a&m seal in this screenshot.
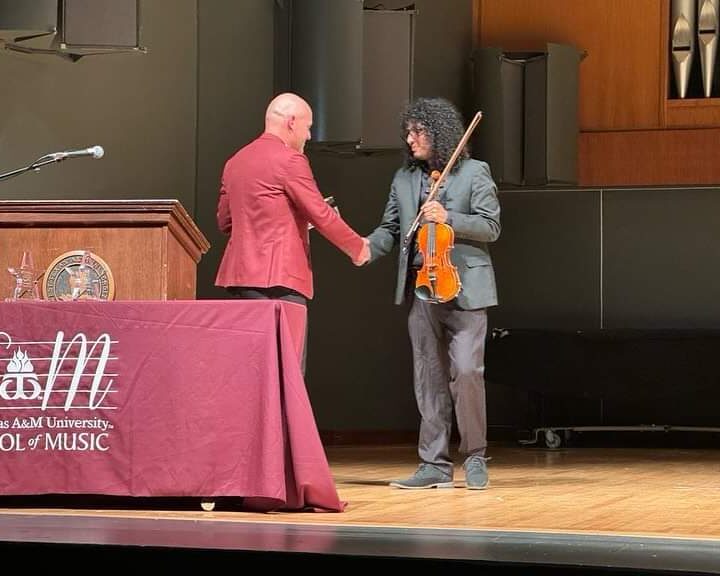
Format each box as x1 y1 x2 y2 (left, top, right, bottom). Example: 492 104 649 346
42 251 115 301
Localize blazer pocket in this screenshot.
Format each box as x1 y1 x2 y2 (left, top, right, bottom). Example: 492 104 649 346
465 255 490 268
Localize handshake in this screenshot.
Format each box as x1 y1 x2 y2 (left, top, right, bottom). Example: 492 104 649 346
352 238 371 266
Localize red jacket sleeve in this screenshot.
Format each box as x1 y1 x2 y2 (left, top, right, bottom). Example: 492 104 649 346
216 170 232 234
283 153 364 260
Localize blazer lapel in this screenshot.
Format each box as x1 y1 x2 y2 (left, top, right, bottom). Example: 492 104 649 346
412 168 423 212
438 172 455 205
398 169 423 240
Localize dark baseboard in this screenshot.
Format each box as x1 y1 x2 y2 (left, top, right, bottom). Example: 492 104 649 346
319 426 520 446
319 429 418 446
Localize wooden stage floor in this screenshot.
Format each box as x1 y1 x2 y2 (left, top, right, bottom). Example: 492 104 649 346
1 443 720 573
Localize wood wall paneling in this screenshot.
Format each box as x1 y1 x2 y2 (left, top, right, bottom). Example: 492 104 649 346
479 1 720 185
578 128 720 186
665 99 720 128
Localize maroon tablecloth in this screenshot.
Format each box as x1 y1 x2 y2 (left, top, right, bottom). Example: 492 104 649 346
0 300 343 512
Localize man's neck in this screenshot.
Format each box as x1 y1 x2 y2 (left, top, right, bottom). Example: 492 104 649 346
264 127 290 147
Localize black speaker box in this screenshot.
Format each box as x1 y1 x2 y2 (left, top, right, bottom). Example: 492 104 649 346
286 0 363 143
0 0 57 34
61 0 138 48
472 43 581 186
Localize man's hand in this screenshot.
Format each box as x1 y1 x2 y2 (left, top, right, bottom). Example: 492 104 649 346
421 200 448 224
353 238 371 266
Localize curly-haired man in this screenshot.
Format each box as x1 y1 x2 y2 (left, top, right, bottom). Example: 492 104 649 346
366 97 501 490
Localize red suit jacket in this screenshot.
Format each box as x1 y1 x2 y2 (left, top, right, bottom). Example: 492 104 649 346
215 133 364 299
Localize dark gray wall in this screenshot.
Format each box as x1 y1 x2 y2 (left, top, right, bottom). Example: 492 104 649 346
0 0 197 207
2 0 711 438
195 0 275 298
490 189 602 330
492 186 720 331
486 185 720 430
196 0 480 434
603 187 720 329
3 0 511 437
486 187 720 434
304 0 490 432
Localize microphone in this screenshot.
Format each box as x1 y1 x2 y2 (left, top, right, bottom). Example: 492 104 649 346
50 146 104 161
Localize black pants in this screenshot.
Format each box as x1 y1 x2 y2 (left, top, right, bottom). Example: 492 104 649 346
226 286 308 375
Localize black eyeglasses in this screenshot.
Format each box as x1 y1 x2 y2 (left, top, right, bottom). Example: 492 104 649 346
405 126 428 139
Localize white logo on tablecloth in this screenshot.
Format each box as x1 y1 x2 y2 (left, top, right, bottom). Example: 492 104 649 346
0 330 118 452
0 350 41 400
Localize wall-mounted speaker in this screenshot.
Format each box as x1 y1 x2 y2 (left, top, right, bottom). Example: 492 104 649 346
0 0 57 37
61 0 139 49
472 43 581 186
288 0 363 143
359 9 414 149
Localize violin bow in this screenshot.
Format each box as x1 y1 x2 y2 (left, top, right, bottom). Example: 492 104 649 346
402 111 483 253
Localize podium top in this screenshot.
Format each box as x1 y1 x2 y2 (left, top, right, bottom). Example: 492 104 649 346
0 199 210 258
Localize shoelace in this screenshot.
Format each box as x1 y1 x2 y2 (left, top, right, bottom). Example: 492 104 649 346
466 455 492 468
416 463 450 478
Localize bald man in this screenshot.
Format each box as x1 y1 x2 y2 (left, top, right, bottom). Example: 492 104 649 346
215 93 369 369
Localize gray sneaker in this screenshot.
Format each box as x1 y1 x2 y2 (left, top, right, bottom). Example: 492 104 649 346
389 463 454 489
464 454 489 490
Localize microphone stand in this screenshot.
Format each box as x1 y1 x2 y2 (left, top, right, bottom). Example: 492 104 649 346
0 154 64 183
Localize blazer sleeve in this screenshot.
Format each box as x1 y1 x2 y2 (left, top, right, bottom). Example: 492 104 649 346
447 162 501 243
216 168 232 234
283 153 364 260
367 177 401 261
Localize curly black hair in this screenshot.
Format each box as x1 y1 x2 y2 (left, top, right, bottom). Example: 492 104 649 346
400 97 469 172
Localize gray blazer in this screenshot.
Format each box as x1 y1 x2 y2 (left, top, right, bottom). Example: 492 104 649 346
367 158 501 310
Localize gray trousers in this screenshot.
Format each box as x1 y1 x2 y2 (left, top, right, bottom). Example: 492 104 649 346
408 298 488 476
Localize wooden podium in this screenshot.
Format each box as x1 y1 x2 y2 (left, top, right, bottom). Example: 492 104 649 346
0 200 210 300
